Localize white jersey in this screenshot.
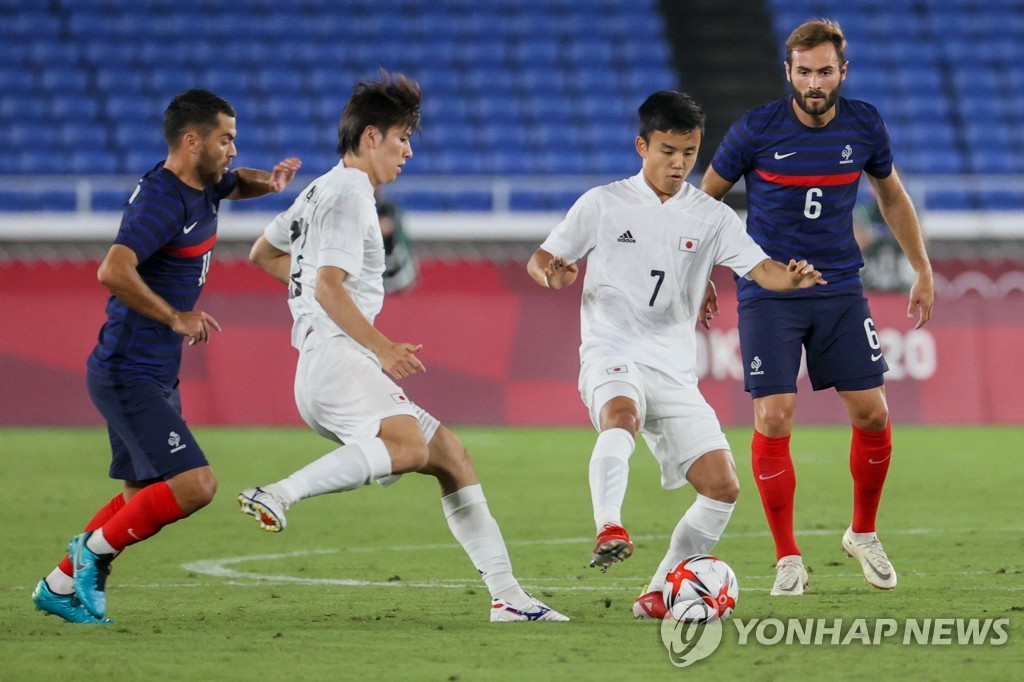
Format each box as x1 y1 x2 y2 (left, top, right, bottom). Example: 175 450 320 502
541 172 768 384
264 163 385 352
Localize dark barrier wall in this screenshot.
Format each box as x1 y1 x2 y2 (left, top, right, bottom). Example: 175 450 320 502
1 259 1020 426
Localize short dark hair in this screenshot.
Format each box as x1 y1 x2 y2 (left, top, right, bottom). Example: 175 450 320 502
162 89 235 146
337 70 422 156
786 19 847 65
638 91 705 143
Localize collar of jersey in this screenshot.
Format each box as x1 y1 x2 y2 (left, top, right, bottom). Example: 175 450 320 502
628 171 688 205
332 162 375 197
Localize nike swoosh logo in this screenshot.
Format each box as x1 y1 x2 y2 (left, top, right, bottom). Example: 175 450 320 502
871 353 883 362
183 221 198 234
868 455 891 465
758 470 786 480
774 152 797 159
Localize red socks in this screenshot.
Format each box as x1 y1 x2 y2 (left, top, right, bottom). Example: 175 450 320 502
751 430 800 560
850 421 892 533
100 481 188 552
57 492 127 576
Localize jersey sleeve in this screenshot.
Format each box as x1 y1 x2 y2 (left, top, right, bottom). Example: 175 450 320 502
864 110 894 180
316 193 373 279
539 189 600 262
113 179 182 261
709 115 757 184
713 207 769 279
214 169 240 200
264 203 293 252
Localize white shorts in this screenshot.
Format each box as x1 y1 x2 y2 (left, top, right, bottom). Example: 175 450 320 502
294 331 440 447
579 357 731 490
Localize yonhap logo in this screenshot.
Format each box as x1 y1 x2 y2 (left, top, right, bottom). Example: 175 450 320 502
660 618 723 668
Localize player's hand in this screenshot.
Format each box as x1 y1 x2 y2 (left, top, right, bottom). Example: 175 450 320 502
269 157 301 192
377 342 426 379
908 273 934 329
698 280 718 330
544 256 579 289
787 259 827 289
171 310 222 346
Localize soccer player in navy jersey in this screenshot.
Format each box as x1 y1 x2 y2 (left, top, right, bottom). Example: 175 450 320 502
31 89 300 623
700 19 934 595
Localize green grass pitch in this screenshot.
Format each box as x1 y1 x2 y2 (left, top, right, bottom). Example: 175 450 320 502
2 426 1022 680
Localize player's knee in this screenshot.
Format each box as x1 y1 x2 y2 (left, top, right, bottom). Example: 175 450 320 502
853 407 889 432
175 471 217 513
755 406 793 436
703 476 740 504
388 439 430 473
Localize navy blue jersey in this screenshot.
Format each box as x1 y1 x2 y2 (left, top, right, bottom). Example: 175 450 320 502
87 163 237 384
711 96 893 301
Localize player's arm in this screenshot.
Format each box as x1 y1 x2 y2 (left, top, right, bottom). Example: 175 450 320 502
868 170 934 328
527 247 579 290
97 244 221 345
249 234 291 285
747 258 827 292
314 265 425 379
695 168 736 328
699 166 736 201
227 157 302 199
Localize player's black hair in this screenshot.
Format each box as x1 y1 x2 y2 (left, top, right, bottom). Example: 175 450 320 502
163 89 236 146
638 91 705 143
337 70 422 156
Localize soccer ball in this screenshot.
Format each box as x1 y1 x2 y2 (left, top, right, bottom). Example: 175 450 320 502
662 554 739 623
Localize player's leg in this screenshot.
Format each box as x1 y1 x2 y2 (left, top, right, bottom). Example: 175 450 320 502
419 426 568 622
238 414 416 531
739 296 808 595
32 474 136 623
632 382 738 618
838 385 896 588
239 340 422 531
580 359 646 571
66 377 209 618
807 293 895 589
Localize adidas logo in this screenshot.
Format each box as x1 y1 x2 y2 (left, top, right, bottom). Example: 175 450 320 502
617 230 636 243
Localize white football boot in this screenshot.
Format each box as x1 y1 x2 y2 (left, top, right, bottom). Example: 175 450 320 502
842 527 897 589
490 595 570 622
770 554 809 596
238 487 289 532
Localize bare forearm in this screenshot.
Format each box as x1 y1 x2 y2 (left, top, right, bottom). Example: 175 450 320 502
250 235 291 285
880 199 932 277
231 168 278 199
315 283 391 354
749 260 798 292
98 247 179 326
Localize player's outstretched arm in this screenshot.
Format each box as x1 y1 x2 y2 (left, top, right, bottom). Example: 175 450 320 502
527 248 579 290
97 244 221 346
748 258 827 292
315 265 426 379
228 157 302 199
869 171 934 328
250 235 291 285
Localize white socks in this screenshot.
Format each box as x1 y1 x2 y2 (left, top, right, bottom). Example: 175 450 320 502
645 493 735 594
589 428 636 531
276 438 393 504
442 484 529 605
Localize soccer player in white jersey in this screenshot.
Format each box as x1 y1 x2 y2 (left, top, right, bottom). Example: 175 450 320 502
238 71 567 623
528 91 826 619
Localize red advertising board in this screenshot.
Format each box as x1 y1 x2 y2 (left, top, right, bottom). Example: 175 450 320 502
1 259 1020 426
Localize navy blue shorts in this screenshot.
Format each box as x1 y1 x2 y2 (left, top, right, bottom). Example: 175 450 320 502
737 291 888 398
86 373 209 482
